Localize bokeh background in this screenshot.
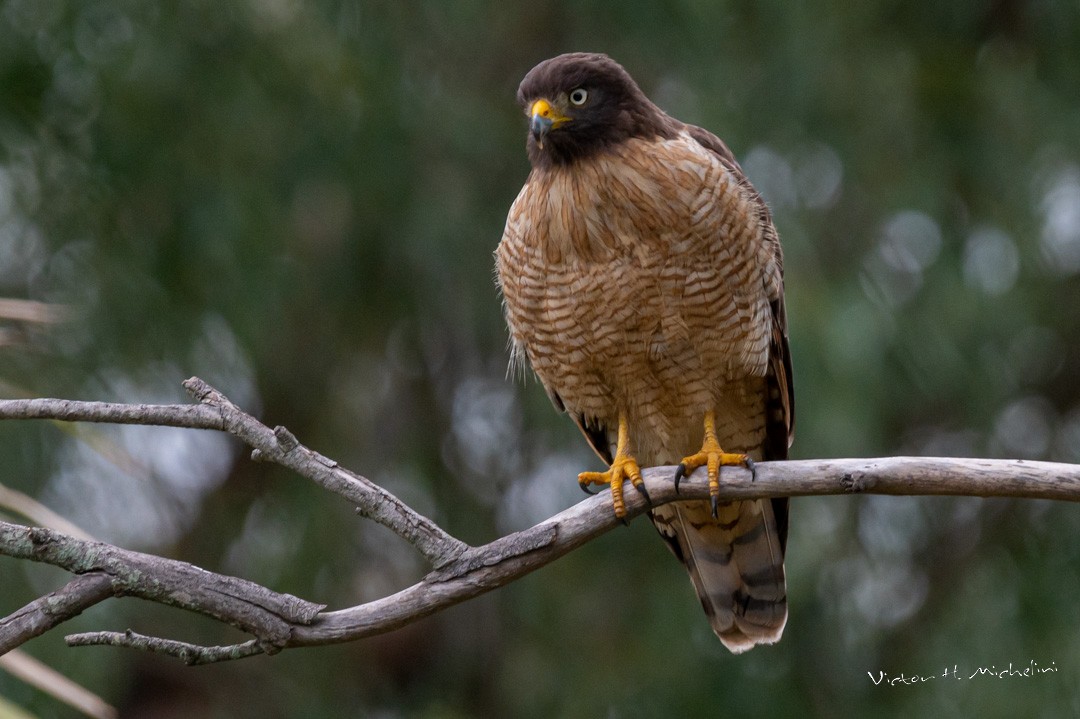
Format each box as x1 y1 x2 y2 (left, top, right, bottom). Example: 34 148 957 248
3 1 1080 716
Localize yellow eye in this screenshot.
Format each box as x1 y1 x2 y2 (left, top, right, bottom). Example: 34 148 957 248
569 88 588 106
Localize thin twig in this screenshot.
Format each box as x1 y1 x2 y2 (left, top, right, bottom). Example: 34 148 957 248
65 630 264 665
183 378 468 565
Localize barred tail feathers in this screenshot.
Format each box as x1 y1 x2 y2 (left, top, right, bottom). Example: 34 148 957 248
650 498 787 653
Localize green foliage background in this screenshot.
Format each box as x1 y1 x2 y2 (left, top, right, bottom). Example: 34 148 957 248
2 1 1080 716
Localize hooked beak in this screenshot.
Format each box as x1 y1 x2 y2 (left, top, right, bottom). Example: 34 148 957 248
529 98 569 148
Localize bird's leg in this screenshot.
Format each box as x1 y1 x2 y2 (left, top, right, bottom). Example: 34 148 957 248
578 412 646 519
674 410 755 517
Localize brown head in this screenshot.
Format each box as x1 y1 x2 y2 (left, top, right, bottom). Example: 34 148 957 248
516 53 676 168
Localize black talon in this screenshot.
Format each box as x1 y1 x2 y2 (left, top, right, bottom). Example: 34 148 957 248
673 463 687 493
579 481 597 495
745 457 757 481
634 481 652 505
619 515 630 527
710 494 719 519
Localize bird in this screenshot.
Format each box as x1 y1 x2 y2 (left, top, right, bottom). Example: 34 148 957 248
495 53 794 653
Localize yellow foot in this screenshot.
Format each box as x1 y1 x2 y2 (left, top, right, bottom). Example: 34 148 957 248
577 413 649 519
674 411 756 517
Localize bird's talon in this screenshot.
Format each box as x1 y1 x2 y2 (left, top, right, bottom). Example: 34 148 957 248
578 481 597 495
746 457 757 481
577 419 642 519
634 480 652 505
674 463 687 492
677 411 755 505
710 494 719 519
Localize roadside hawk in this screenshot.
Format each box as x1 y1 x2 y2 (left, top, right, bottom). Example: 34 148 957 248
496 53 794 653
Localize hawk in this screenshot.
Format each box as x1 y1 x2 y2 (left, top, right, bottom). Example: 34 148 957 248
496 53 794 652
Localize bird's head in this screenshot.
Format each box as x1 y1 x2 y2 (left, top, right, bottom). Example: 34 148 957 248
516 53 673 167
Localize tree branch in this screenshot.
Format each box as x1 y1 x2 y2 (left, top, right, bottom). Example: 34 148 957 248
0 378 467 566
65 630 264 665
0 573 114 655
1 379 1078 663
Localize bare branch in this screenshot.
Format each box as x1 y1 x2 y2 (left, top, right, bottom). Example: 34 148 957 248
0 395 223 428
290 456 1080 645
0 521 324 653
0 378 468 565
0 573 114 655
2 380 1079 664
181 378 468 564
66 630 263 665
693 455 1080 502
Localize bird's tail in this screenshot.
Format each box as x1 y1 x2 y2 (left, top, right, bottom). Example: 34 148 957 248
650 498 787 653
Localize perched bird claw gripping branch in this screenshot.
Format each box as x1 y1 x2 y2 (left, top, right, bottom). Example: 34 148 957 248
496 53 794 653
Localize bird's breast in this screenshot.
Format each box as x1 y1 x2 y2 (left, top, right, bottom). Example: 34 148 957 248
496 134 772 456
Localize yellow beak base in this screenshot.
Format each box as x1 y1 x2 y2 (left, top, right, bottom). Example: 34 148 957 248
528 98 570 147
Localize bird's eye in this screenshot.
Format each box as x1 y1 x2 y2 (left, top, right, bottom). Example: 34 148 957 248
569 88 588 106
